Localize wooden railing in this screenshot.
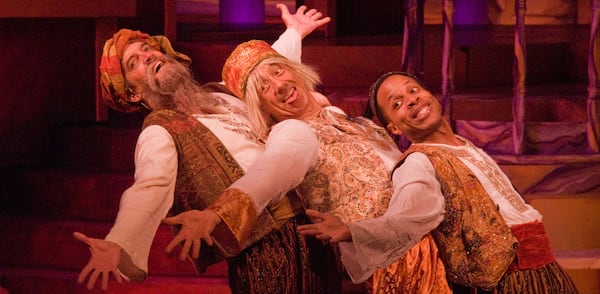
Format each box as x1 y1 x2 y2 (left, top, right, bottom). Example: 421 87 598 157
401 0 600 154
160 0 600 155
588 0 600 152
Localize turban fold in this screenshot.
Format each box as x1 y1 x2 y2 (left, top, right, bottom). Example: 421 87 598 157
222 40 283 100
99 29 192 113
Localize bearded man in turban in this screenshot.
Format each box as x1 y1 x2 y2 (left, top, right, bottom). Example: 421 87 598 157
73 5 340 293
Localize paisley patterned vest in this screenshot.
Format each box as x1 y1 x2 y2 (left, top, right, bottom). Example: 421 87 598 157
298 108 398 221
398 144 519 290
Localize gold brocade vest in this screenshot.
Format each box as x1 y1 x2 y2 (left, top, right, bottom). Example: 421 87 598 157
142 109 302 273
398 144 519 290
298 109 397 221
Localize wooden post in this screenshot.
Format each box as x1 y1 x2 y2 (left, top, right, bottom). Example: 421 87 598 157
401 0 425 80
441 0 455 123
163 0 177 41
587 0 600 152
512 0 527 155
95 18 118 122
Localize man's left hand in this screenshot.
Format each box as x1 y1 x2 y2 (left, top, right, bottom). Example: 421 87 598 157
162 209 221 261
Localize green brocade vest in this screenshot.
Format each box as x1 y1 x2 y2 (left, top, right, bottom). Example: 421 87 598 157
142 109 296 273
398 144 519 290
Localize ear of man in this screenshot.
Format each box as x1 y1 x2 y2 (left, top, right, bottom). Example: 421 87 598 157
387 122 403 136
127 91 143 103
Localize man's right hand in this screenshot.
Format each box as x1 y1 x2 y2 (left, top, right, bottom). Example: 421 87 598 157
73 232 123 290
277 3 331 39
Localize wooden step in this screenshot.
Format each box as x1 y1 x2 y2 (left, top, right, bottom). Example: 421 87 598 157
527 193 600 294
0 267 230 294
54 124 140 172
526 194 600 251
0 169 129 222
555 249 600 270
0 216 226 277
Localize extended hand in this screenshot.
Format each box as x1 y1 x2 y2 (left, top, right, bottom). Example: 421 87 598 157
73 231 123 290
277 4 331 39
162 209 221 261
297 209 352 243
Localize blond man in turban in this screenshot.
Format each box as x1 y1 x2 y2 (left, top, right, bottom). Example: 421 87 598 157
73 4 341 293
216 41 451 293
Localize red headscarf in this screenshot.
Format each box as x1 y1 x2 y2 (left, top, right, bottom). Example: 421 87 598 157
221 40 283 100
99 29 191 113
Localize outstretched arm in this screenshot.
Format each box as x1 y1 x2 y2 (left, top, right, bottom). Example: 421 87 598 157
297 209 352 243
271 4 331 63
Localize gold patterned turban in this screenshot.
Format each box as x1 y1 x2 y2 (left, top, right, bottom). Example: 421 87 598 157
99 29 192 113
221 40 283 100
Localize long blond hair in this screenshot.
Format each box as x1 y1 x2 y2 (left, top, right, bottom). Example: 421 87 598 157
245 56 322 138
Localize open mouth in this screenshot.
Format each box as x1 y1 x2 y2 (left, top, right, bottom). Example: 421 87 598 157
283 87 298 104
412 104 430 120
154 61 163 74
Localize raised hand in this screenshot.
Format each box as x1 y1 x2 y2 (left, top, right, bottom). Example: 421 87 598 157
73 231 123 290
277 3 331 39
162 209 221 261
297 209 353 243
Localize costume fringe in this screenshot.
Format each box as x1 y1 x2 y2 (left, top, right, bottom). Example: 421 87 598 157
494 261 578 294
227 215 342 294
452 261 579 294
369 234 451 294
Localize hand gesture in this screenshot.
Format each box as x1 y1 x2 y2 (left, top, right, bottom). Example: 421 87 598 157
277 4 331 39
297 209 352 243
162 209 221 261
73 231 123 290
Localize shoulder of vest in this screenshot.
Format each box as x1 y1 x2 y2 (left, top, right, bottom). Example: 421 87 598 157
143 109 192 129
394 144 431 172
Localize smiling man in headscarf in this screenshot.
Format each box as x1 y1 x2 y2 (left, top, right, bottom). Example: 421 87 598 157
73 5 341 293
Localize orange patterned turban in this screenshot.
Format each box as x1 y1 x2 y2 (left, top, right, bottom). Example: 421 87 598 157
99 29 192 113
222 40 283 100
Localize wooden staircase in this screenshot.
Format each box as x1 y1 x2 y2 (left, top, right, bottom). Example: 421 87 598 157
1 1 599 293
0 124 231 294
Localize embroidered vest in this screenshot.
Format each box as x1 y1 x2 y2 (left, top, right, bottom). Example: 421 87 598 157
398 144 519 290
143 109 301 272
298 109 397 221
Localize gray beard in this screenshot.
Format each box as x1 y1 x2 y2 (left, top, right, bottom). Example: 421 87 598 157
142 57 229 115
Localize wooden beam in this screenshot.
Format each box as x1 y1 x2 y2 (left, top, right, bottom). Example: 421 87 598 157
512 0 527 155
587 0 600 152
0 0 136 18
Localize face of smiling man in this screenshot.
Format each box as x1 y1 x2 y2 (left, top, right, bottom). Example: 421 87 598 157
376 74 444 143
252 62 321 122
120 40 195 108
121 41 164 94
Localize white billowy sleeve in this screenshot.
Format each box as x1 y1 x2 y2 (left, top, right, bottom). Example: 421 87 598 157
105 125 177 275
338 152 446 283
230 119 318 213
271 29 302 62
